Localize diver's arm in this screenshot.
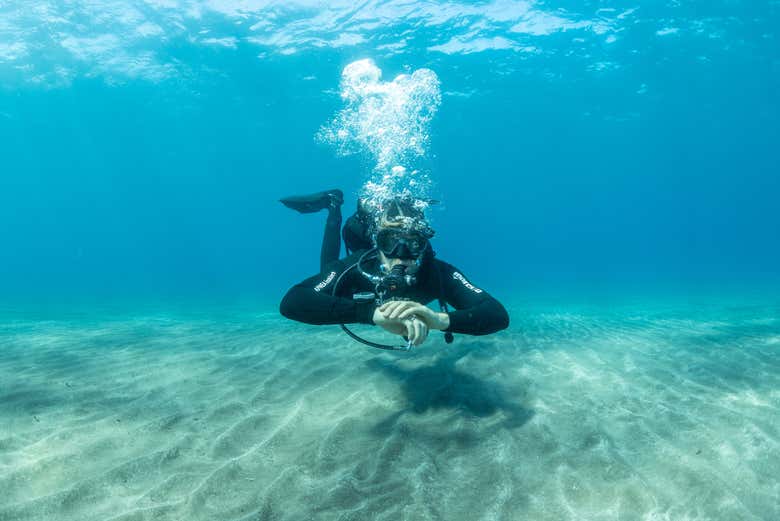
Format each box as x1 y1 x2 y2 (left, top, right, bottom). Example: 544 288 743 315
279 265 375 325
436 261 510 335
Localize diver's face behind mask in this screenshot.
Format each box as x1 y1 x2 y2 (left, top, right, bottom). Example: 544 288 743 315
376 229 429 260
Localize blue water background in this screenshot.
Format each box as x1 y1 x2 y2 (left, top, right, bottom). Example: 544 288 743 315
2 6 780 519
0 2 778 310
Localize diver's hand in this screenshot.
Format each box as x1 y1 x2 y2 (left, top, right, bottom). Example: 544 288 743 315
380 301 450 331
372 308 408 336
379 300 422 320
372 307 429 346
404 315 429 346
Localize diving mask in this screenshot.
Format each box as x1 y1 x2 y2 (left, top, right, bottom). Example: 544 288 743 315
376 229 429 259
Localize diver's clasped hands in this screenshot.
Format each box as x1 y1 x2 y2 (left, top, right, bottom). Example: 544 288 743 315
371 300 451 346
380 300 450 330
372 306 428 345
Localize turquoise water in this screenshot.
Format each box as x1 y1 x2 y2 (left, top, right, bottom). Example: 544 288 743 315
1 1 779 520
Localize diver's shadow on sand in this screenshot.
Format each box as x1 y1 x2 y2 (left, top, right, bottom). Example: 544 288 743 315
366 348 534 431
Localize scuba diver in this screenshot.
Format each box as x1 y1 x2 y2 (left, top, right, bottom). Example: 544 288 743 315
278 189 509 350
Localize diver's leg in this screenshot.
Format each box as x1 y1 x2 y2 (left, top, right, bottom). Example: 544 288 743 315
320 196 343 270
279 189 345 269
342 199 374 255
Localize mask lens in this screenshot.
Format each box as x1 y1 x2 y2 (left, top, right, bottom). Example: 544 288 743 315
376 229 428 257
407 236 424 253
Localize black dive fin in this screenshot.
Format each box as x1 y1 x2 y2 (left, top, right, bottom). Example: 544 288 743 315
280 189 343 214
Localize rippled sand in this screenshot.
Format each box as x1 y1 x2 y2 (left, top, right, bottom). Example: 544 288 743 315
1 301 779 520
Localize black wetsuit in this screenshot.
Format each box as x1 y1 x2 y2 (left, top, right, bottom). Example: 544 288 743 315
280 250 509 336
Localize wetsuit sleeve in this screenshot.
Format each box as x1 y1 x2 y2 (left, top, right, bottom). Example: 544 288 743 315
279 260 376 326
435 260 509 335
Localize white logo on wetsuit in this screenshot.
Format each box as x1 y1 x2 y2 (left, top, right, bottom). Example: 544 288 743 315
314 271 337 292
453 271 482 293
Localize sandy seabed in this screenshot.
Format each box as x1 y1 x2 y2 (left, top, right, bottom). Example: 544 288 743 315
1 301 779 521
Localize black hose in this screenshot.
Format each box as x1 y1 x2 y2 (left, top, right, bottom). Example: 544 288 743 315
331 248 411 352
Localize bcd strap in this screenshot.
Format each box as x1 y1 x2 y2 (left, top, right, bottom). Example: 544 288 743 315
438 298 454 344
434 255 455 344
